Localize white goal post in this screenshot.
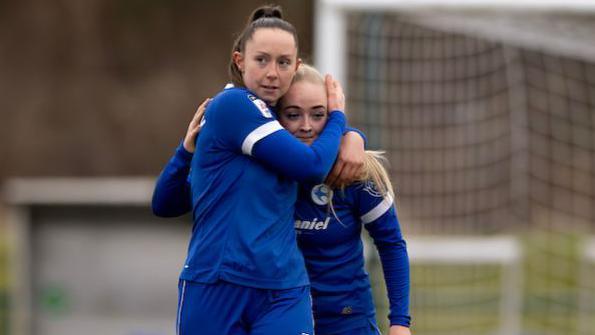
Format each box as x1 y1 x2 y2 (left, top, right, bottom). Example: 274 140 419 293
314 0 595 89
579 238 595 335
407 236 523 335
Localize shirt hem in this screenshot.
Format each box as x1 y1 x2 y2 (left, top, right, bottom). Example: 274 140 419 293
180 269 310 290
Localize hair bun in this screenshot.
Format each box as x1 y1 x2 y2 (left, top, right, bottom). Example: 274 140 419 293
250 5 283 22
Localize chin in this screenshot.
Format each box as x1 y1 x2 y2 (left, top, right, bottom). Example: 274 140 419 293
258 91 280 103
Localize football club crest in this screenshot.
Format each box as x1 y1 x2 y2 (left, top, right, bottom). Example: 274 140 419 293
311 184 330 205
247 94 273 118
363 180 383 198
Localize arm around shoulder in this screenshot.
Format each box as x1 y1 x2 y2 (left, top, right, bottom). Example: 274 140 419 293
152 142 193 217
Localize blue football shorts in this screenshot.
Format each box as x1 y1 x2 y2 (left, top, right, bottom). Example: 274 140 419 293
176 279 314 335
319 317 383 335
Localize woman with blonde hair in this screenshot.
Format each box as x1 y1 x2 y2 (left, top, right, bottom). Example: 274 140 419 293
280 64 411 335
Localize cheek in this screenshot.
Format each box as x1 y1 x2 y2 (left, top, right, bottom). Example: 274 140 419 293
280 70 296 87
243 61 266 81
243 65 260 82
279 119 300 134
312 120 327 134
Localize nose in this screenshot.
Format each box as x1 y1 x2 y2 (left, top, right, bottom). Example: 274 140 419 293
300 116 313 133
266 63 279 79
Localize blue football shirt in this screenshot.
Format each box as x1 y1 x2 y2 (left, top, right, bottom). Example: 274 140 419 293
295 181 410 332
180 87 346 289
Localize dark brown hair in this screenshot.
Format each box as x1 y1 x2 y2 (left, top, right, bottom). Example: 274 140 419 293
228 5 299 87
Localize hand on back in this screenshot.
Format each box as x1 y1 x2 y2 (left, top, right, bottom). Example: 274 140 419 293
183 98 210 153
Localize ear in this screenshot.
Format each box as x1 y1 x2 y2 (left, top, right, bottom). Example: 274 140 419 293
233 51 244 72
295 57 302 71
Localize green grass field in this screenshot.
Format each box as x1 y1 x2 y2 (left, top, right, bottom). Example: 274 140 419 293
0 227 592 335
367 231 595 335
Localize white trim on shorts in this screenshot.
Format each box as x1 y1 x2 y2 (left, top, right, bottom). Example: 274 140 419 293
177 280 187 335
369 319 382 335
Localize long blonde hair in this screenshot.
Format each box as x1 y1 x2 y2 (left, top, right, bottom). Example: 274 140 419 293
359 150 395 199
326 150 394 226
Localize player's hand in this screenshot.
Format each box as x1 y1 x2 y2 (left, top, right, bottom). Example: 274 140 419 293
325 74 345 113
325 131 365 188
183 98 210 153
389 325 411 335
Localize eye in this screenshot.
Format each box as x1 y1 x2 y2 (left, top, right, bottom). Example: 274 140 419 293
278 58 291 68
286 112 300 120
312 109 327 120
255 56 267 65
282 108 301 120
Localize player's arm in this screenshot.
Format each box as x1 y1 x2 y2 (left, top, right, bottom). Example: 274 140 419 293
325 79 367 188
152 143 192 217
215 77 347 183
152 99 207 217
326 128 367 188
357 185 412 329
251 111 345 183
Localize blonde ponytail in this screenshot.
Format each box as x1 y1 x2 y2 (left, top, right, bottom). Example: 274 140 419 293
326 150 395 224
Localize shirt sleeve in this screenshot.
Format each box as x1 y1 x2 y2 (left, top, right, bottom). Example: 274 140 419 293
151 142 193 217
210 89 346 183
357 183 411 327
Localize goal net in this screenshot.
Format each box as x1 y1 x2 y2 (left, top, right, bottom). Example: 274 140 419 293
315 1 595 334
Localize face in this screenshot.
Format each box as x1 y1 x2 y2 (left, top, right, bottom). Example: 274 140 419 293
234 28 300 105
279 80 328 145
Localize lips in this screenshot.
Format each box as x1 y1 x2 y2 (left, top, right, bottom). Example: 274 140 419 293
297 136 313 144
261 85 279 91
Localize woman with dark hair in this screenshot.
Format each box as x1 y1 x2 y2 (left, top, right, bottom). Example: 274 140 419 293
155 5 365 335
155 64 412 335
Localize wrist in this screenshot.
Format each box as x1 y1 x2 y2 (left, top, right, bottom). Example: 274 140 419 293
344 127 368 147
390 315 412 328
177 141 194 162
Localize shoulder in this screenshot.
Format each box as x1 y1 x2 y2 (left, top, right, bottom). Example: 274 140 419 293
350 180 385 199
210 87 251 106
210 88 274 119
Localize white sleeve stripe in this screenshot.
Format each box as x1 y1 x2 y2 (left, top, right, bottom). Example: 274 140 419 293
241 121 284 156
360 193 394 224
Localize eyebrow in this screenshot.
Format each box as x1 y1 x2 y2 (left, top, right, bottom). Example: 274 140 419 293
283 105 326 110
282 105 327 111
254 51 293 59
282 105 302 111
